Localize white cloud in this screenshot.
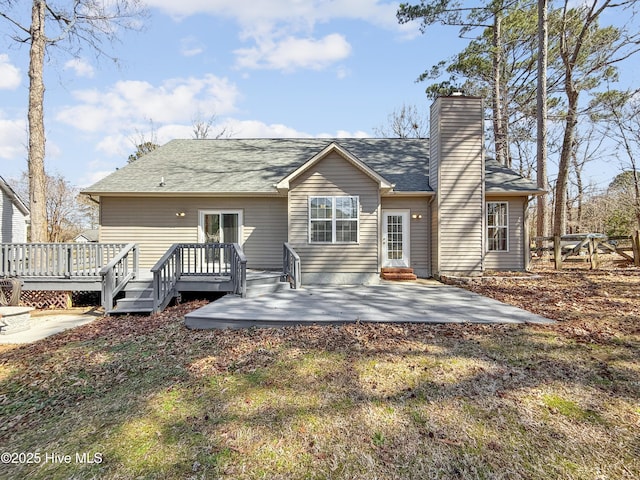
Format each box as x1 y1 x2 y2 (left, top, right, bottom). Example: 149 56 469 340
64 58 95 78
318 129 370 138
146 0 407 71
77 165 118 188
0 54 21 90
95 124 202 157
235 33 351 71
146 0 400 29
336 66 351 79
56 74 241 133
224 119 310 138
180 36 205 57
0 117 26 159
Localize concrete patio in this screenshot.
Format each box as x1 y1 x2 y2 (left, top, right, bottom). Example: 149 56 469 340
0 309 102 344
185 280 554 329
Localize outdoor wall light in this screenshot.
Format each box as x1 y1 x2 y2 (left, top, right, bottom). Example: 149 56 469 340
412 213 423 219
176 212 186 217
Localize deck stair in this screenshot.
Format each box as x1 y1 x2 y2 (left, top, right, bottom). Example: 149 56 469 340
110 279 155 314
381 267 417 281
108 272 289 315
244 273 290 298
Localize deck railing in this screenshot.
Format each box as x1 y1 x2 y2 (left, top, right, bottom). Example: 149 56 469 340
151 244 182 314
1 243 128 278
151 243 247 313
99 243 139 311
283 242 301 289
230 243 247 298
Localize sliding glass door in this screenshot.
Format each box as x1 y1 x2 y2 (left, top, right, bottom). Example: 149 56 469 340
199 211 242 245
198 210 243 267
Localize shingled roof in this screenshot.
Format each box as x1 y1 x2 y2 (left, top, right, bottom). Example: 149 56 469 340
83 138 539 196
0 175 29 215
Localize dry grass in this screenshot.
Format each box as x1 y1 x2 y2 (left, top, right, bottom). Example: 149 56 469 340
1 267 639 479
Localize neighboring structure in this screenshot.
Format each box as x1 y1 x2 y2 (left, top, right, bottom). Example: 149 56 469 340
83 95 544 282
74 229 99 243
0 176 29 243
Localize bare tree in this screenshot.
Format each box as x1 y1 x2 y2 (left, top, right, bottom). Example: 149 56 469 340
191 109 230 139
593 89 640 232
13 172 89 241
128 120 159 163
397 0 519 165
568 124 605 233
536 0 549 244
552 0 640 236
46 174 83 241
0 1 147 242
76 192 99 229
373 104 429 138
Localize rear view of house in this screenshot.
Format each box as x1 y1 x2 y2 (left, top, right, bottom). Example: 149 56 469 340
83 95 543 283
0 176 29 243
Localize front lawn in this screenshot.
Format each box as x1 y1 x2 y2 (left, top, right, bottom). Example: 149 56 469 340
1 268 638 479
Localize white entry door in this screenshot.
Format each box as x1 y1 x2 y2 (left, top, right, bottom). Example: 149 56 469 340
382 210 410 267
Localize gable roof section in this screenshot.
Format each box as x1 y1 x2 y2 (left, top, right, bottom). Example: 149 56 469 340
275 142 394 193
82 138 541 197
75 229 99 242
83 138 431 196
0 176 29 215
485 159 543 195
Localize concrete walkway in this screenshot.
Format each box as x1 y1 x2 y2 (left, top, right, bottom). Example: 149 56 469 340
185 280 554 329
0 310 102 344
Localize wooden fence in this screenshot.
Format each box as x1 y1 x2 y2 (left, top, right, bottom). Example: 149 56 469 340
532 232 640 269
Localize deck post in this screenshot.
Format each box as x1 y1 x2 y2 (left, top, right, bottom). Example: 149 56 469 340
553 235 562 270
283 242 301 289
588 237 598 269
633 231 640 267
66 245 73 278
133 244 139 278
102 269 114 312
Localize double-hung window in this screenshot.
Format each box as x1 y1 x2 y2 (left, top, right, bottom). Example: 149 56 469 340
309 196 359 243
487 202 508 251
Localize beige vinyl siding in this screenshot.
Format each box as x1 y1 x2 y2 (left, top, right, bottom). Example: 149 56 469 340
381 196 430 276
430 96 484 275
484 196 527 271
99 196 287 269
1 189 27 243
288 152 379 276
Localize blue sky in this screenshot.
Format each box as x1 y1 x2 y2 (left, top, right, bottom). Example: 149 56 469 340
0 0 637 191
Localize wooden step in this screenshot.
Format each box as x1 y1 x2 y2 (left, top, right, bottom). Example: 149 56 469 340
109 297 154 315
380 267 417 281
381 267 414 274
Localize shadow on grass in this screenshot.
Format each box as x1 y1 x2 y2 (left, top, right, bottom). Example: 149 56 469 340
0 277 639 479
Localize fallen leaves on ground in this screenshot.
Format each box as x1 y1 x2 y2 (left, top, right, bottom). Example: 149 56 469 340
0 266 638 479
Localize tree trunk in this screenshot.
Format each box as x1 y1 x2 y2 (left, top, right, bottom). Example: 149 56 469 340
633 166 640 232
536 0 549 246
554 90 579 236
492 12 506 166
28 0 48 243
573 157 583 233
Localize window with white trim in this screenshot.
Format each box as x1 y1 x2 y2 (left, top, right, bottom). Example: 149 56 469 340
309 196 359 243
487 202 508 251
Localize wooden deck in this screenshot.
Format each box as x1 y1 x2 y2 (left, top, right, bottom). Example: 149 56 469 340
1 242 299 314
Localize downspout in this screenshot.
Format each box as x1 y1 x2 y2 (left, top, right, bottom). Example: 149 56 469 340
524 196 534 271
